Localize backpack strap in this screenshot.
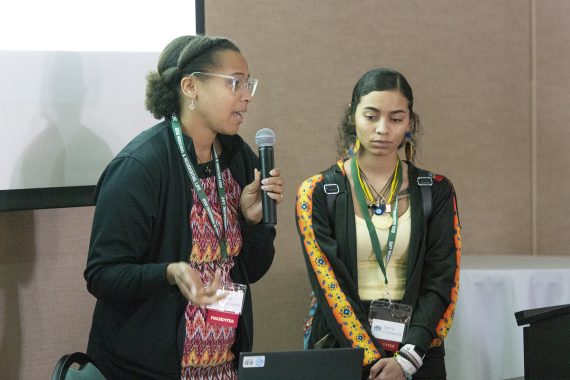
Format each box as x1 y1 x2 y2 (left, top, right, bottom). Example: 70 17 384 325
324 163 434 224
323 166 346 229
324 177 340 217
415 167 434 221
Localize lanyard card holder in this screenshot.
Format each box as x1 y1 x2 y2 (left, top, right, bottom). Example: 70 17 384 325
368 300 412 352
206 283 247 328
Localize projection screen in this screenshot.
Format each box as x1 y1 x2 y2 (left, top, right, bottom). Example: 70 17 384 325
0 0 204 211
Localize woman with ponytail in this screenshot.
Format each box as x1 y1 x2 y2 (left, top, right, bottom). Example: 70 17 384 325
296 68 461 379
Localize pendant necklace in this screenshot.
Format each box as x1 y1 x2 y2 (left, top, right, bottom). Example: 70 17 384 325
356 159 400 216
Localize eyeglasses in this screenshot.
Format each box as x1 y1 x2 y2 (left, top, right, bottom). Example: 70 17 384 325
190 72 258 97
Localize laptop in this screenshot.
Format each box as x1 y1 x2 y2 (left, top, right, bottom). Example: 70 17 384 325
237 347 363 380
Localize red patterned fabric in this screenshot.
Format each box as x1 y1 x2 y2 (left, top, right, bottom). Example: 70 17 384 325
181 168 242 379
181 361 237 380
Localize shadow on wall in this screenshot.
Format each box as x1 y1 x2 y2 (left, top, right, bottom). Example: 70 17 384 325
0 51 113 378
0 211 35 379
10 51 113 189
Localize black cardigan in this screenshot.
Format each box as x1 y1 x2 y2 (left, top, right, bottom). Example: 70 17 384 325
85 120 276 380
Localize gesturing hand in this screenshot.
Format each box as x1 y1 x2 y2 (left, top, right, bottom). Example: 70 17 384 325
166 262 225 306
240 168 284 224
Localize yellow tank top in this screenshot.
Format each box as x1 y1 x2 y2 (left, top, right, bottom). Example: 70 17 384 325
356 206 411 301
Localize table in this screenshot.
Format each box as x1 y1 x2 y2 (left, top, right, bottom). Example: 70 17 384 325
444 255 570 380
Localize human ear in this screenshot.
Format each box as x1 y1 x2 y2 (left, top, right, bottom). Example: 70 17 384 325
180 76 198 99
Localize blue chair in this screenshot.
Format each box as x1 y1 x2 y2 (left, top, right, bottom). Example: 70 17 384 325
51 352 106 380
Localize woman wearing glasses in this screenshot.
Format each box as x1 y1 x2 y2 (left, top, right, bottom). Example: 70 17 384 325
296 68 460 379
84 35 283 380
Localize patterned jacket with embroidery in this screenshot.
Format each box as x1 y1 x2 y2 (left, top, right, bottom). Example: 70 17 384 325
295 161 461 366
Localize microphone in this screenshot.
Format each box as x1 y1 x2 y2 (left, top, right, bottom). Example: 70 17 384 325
255 128 277 225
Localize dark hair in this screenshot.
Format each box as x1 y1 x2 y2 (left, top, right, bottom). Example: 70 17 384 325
337 68 421 161
145 35 240 119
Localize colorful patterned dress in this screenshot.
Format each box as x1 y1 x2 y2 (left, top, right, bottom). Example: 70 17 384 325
181 166 243 380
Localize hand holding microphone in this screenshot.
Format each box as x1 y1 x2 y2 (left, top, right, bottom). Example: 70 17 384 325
239 128 284 225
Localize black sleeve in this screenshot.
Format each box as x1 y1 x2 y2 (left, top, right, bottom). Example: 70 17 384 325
239 221 276 283
84 155 172 302
407 177 460 351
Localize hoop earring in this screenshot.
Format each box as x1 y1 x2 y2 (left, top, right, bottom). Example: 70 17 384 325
404 131 415 162
189 99 196 111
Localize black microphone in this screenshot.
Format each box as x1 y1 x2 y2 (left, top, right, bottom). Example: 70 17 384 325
255 128 277 225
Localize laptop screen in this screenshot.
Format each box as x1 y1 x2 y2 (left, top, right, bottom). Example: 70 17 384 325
238 347 363 380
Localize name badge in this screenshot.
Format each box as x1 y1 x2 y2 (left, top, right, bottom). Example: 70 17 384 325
370 319 406 351
368 300 412 352
206 283 246 328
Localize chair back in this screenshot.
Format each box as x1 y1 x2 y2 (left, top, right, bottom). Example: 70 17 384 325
51 352 106 380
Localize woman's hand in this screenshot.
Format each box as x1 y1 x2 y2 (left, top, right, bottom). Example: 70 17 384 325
166 262 224 306
240 168 284 224
369 358 405 380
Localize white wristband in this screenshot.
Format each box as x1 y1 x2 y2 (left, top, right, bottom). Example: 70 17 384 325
400 343 424 369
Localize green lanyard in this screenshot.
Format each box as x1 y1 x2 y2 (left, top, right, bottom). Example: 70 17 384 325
351 157 402 285
171 116 228 260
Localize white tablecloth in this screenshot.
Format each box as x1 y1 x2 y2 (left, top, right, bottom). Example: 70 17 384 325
444 255 570 380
